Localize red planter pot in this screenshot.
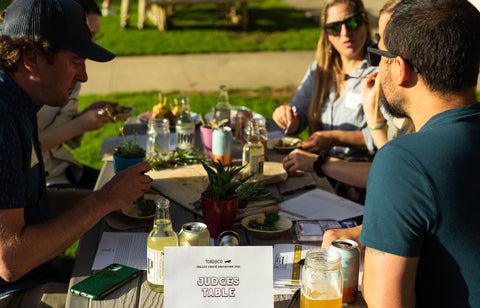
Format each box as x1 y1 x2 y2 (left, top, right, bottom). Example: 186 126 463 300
201 192 239 239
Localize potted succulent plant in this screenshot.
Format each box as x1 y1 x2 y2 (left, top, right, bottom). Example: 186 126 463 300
200 159 252 238
107 109 146 173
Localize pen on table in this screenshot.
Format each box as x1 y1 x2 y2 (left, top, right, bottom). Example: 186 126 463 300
287 288 301 308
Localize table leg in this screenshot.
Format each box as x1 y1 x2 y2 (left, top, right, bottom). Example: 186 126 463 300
138 0 147 29
120 0 132 28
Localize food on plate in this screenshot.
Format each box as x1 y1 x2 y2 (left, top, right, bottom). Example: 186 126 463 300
137 199 156 217
151 93 180 125
248 212 280 231
111 105 134 115
275 138 302 148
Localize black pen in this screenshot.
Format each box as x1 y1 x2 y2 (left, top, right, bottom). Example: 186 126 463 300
287 288 301 308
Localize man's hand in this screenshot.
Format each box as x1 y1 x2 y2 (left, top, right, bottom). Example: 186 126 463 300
301 131 335 152
321 225 363 249
282 148 317 174
97 161 153 212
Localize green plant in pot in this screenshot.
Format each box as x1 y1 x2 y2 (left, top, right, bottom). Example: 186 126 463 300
107 109 146 173
200 159 252 239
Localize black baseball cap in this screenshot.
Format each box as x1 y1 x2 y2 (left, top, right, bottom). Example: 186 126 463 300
2 0 115 62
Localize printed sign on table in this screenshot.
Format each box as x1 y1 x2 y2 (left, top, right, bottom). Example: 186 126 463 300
164 246 273 308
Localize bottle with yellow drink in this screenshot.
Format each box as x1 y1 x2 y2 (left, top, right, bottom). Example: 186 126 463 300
147 198 178 292
300 248 343 308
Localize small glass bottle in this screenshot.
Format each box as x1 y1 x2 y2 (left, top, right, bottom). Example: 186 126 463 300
256 118 268 160
213 85 231 127
147 198 178 293
175 97 195 151
300 248 343 308
146 118 170 159
242 119 264 182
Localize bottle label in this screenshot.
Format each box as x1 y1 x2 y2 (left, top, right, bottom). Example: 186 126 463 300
176 126 195 150
147 247 165 285
247 154 264 176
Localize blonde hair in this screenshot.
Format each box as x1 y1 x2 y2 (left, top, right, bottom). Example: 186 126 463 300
308 0 371 132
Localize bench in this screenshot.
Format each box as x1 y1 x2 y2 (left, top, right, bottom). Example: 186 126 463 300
120 0 261 31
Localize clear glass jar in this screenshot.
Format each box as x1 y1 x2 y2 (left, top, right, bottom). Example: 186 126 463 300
300 248 343 308
146 118 170 159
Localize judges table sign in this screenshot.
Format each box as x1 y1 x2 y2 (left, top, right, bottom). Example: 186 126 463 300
164 246 273 308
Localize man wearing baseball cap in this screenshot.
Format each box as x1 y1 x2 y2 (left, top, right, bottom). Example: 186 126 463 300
0 0 152 306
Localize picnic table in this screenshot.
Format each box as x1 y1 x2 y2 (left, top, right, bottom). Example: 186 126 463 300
65 118 367 308
121 0 261 30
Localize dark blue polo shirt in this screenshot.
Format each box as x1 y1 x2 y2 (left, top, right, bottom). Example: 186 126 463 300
0 70 56 296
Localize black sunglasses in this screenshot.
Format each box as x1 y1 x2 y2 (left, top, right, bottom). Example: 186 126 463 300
367 46 419 73
324 14 364 36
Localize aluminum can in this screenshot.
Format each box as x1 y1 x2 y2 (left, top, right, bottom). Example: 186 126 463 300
179 222 210 246
330 239 360 303
212 127 232 166
216 230 239 246
234 108 253 143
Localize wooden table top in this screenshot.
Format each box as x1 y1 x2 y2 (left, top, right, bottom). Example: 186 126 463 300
65 122 367 308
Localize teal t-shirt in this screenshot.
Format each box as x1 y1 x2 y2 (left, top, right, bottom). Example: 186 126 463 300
360 103 480 307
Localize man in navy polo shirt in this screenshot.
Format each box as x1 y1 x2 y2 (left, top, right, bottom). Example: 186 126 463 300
0 0 152 305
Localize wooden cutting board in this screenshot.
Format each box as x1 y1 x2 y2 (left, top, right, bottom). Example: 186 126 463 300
147 162 287 219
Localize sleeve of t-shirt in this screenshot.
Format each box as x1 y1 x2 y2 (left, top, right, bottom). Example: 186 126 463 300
359 141 437 257
289 61 317 133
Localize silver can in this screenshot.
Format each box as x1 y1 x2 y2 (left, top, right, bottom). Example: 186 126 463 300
179 222 210 246
216 230 239 246
330 239 360 303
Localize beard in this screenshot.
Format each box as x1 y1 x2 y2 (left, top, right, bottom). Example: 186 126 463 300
379 72 410 119
379 94 409 118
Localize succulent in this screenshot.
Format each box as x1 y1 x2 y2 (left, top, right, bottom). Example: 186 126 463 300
201 160 252 201
107 109 146 159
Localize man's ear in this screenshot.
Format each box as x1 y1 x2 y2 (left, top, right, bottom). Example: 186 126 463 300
22 43 39 74
395 56 415 87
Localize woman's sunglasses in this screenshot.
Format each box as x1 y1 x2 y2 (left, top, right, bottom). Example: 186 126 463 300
324 14 364 36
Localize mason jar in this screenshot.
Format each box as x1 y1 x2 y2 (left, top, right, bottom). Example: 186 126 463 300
146 118 170 159
300 248 343 308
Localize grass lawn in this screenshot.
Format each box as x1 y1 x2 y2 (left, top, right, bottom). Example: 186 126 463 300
91 0 320 55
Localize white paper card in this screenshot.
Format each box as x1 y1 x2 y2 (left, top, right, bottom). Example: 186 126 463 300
279 188 364 221
92 232 148 270
164 246 273 308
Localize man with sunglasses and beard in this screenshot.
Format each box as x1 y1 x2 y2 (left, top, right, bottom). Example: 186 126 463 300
358 0 480 307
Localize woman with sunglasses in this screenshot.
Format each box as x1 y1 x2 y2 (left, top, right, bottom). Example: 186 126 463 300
273 0 377 160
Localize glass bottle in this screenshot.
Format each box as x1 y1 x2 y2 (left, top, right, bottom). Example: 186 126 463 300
242 119 264 182
175 97 195 151
146 118 170 159
256 118 268 160
300 248 343 308
213 85 231 127
147 198 178 293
